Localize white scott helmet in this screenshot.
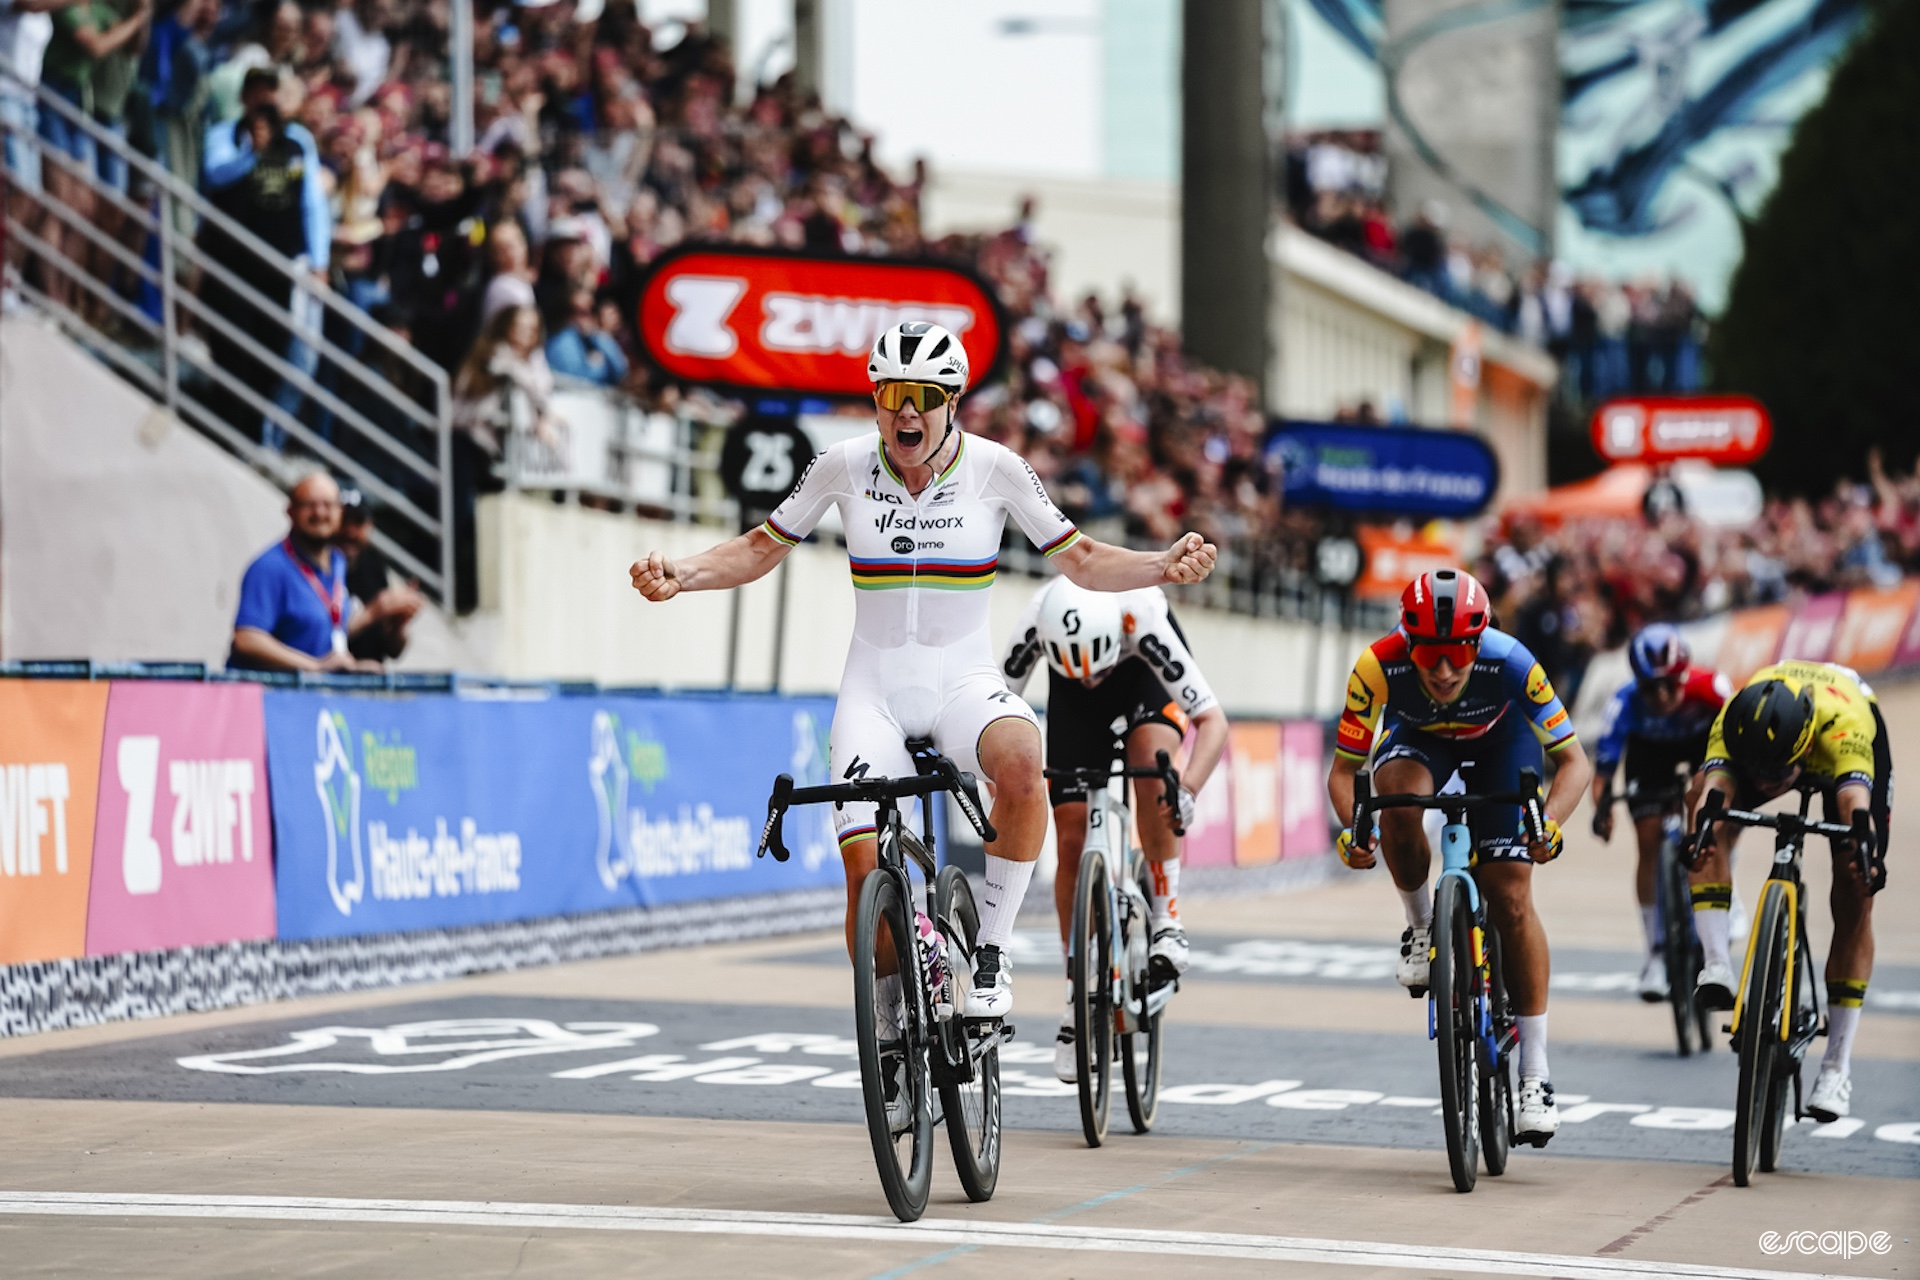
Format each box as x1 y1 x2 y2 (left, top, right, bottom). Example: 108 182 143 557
1036 578 1124 682
868 321 969 392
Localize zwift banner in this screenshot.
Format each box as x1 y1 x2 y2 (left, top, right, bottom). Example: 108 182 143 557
265 691 843 941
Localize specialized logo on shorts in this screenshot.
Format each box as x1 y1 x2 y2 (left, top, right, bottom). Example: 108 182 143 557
1525 663 1553 704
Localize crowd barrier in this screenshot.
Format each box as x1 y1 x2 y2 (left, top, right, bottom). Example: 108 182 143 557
0 669 1331 1033
1572 580 1920 737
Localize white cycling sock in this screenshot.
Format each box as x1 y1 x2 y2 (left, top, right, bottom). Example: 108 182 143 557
1694 903 1732 971
1398 883 1433 931
1823 1006 1860 1074
1639 904 1662 956
1518 1013 1550 1080
1824 980 1867 1073
977 855 1036 949
1148 857 1181 924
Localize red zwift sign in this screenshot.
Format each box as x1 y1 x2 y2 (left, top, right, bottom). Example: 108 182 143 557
1590 395 1772 466
635 246 1008 397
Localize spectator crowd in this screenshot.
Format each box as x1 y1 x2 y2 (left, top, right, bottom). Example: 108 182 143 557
1285 130 1705 403
0 0 1905 672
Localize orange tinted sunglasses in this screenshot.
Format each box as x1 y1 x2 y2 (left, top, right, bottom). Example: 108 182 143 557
1409 639 1479 670
874 381 953 412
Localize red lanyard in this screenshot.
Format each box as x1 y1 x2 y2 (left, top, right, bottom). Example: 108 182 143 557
283 539 344 628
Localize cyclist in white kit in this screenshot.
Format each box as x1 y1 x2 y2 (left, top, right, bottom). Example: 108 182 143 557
629 321 1217 1019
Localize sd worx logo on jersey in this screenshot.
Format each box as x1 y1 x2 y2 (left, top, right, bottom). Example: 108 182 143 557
313 709 522 918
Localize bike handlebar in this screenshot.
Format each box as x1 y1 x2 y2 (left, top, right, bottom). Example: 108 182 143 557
1043 750 1186 836
755 753 998 863
1348 767 1548 862
1682 787 1876 890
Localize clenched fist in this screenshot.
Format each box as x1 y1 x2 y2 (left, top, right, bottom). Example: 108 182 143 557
1162 532 1217 585
629 551 681 602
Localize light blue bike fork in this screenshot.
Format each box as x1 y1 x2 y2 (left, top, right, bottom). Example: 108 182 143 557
1429 818 1497 1066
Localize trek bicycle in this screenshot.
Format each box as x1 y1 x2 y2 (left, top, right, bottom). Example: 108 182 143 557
1684 786 1871 1186
1349 766 1547 1193
757 737 1010 1222
1595 770 1714 1055
1044 748 1186 1147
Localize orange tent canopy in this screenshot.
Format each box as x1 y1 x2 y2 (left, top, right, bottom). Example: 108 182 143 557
1502 464 1649 528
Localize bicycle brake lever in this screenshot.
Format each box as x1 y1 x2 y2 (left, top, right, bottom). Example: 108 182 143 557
758 774 793 862
945 760 998 844
1155 750 1185 837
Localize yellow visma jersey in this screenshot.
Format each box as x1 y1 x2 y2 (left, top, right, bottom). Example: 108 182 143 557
1704 660 1881 788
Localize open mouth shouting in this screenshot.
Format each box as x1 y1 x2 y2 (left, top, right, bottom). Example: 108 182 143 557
896 425 925 450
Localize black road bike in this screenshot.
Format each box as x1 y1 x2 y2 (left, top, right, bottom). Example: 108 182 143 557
1595 771 1715 1055
1350 766 1547 1193
1044 748 1186 1146
1684 786 1872 1186
757 738 1010 1222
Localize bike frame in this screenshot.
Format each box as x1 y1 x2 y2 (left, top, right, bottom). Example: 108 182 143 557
1052 749 1186 1037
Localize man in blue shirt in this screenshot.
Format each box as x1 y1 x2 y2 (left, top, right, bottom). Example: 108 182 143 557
230 472 411 672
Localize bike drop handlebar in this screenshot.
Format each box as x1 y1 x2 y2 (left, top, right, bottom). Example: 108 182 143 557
1348 767 1549 860
1043 750 1186 837
1683 787 1876 889
756 755 999 862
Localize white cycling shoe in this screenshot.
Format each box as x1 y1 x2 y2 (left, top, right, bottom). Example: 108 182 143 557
1053 1014 1077 1084
1150 922 1191 977
968 944 1013 1019
1398 925 1431 994
1637 954 1669 1003
1516 1076 1559 1146
1806 1065 1851 1123
1695 959 1737 1011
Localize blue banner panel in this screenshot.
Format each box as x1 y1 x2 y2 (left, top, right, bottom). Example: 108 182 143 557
1265 422 1501 518
265 690 843 941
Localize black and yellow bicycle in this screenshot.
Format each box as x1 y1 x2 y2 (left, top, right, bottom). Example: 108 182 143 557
1685 786 1871 1186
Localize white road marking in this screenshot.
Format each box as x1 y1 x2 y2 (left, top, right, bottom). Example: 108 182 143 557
0 1191 1857 1280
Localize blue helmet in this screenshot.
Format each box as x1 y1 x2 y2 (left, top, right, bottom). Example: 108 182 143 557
1628 623 1689 682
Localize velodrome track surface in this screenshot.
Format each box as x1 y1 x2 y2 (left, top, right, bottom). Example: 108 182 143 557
2 687 1917 1277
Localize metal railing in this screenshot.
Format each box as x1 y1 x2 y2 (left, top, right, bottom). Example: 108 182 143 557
0 64 454 604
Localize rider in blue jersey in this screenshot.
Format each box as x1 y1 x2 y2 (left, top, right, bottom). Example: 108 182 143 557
1589 624 1732 999
1326 570 1593 1145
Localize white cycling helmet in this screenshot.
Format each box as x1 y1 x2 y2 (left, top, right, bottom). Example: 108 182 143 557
1036 578 1124 682
868 321 969 393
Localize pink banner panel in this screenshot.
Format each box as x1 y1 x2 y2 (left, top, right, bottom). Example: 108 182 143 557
1280 721 1330 859
86 682 276 956
1181 734 1236 868
1776 592 1848 665
1891 589 1920 670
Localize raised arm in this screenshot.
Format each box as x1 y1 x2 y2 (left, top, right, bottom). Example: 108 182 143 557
629 527 792 601
1052 532 1216 592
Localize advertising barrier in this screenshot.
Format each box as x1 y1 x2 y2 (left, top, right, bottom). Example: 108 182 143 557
1573 579 1920 744
1280 722 1330 860
266 690 843 941
1228 722 1282 867
0 681 108 964
86 682 275 956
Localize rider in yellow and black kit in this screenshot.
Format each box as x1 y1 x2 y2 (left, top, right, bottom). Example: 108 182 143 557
1689 659 1891 1123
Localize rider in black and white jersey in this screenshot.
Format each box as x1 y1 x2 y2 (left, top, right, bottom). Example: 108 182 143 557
631 322 1217 1029
1002 579 1229 1082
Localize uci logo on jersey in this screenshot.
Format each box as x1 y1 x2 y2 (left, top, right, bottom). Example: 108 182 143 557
1525 663 1554 705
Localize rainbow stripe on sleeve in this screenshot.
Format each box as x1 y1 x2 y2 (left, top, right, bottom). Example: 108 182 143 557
849 555 998 591
761 516 801 547
1040 528 1082 557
